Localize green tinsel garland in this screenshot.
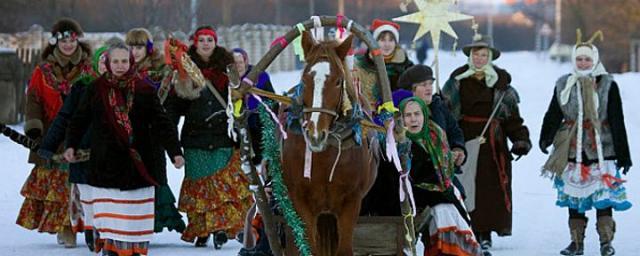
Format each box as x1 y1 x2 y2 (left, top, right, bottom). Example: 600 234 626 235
258 103 312 256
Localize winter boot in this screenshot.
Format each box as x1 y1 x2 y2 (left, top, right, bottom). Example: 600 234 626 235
194 235 209 247
85 230 95 252
56 232 65 245
236 231 245 243
102 250 119 256
560 218 586 255
477 232 492 250
60 225 77 248
596 216 616 256
213 231 228 250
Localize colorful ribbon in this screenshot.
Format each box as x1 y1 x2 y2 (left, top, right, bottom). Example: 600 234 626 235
271 36 289 48
250 93 287 139
378 101 398 114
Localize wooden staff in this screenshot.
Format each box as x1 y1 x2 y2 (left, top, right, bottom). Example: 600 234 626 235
228 65 284 256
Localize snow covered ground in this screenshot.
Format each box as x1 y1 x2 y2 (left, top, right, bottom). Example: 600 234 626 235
1 51 638 255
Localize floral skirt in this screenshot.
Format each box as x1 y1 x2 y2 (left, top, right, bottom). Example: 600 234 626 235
425 204 482 256
555 160 631 213
16 165 70 233
179 149 253 242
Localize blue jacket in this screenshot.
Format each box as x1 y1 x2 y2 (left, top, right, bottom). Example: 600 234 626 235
429 94 465 153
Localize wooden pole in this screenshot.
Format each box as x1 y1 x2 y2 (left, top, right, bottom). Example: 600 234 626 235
227 65 284 256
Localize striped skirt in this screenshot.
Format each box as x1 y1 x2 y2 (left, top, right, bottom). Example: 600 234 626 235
81 185 155 255
426 203 482 256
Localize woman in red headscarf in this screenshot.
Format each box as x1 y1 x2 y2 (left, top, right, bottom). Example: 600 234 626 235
17 17 92 248
164 25 253 249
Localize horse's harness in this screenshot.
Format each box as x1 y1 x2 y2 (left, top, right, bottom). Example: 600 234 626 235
299 47 364 149
301 47 345 126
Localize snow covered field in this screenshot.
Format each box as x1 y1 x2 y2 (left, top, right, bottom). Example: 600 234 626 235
1 51 638 255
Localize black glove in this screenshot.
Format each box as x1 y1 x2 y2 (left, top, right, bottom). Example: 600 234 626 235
511 141 531 156
539 139 551 155
616 160 631 175
622 166 630 175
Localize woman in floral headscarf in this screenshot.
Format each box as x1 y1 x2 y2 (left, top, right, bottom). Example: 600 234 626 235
17 17 92 248
400 96 481 256
64 42 184 256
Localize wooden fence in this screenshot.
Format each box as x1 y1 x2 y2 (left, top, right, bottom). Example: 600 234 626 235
0 24 297 124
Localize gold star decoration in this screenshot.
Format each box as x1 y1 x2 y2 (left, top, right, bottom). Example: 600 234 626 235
393 0 473 92
393 0 472 51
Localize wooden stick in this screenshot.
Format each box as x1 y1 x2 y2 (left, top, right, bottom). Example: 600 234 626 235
228 65 284 256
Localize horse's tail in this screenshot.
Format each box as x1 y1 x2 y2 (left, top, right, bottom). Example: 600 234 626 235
316 213 338 256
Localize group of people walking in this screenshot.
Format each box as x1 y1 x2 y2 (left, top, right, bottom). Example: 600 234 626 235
11 15 631 256
356 19 631 256
17 18 257 256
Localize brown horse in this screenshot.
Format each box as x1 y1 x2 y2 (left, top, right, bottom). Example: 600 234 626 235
281 31 378 256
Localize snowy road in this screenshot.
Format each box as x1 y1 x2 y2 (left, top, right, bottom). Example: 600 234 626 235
1 51 637 255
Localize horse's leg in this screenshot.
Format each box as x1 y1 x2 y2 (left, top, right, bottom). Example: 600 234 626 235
336 197 361 256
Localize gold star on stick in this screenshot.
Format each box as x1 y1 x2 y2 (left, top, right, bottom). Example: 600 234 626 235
393 0 473 91
393 0 472 50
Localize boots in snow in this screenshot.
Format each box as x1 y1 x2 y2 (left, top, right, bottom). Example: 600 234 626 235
476 231 492 256
597 216 616 256
59 225 76 248
194 235 209 247
84 230 95 252
477 232 492 250
560 218 586 255
213 231 228 250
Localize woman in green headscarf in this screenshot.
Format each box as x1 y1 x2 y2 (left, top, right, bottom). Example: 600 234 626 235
400 96 481 256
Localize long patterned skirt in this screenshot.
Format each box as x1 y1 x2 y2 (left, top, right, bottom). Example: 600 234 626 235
178 148 253 242
555 160 631 213
16 165 70 233
426 204 482 256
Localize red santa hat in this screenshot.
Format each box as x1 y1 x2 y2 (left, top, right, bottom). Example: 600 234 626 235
371 19 400 42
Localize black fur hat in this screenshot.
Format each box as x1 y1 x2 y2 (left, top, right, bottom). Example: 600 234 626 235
51 18 83 36
397 64 435 91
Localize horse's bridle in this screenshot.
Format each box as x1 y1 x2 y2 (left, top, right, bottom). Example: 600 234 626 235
301 48 346 126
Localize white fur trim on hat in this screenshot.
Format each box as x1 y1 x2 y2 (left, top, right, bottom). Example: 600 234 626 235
575 45 594 59
373 24 399 42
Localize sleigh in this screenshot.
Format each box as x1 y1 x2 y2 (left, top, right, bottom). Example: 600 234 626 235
229 15 415 256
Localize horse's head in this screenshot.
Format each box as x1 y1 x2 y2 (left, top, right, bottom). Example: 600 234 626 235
299 31 353 152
